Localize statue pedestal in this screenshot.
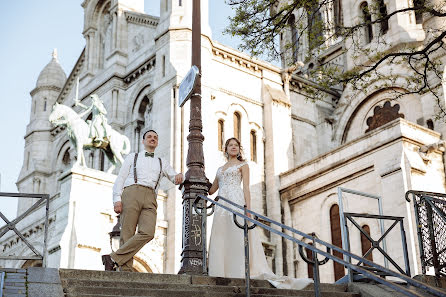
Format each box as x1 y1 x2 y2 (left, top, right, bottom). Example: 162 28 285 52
56 166 116 270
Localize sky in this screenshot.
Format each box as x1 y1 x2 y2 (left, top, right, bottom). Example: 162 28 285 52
0 0 248 221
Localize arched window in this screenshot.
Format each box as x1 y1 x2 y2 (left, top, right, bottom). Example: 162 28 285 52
288 14 299 63
305 242 314 279
234 112 241 140
307 1 324 49
62 149 71 166
361 2 373 43
218 119 224 151
179 0 182 6
43 98 47 112
377 0 388 34
333 0 343 33
330 204 345 281
360 225 374 264
250 130 257 162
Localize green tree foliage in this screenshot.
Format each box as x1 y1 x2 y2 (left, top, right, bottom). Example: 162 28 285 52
226 0 446 115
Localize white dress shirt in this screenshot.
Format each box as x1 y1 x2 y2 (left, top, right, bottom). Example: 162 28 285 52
112 151 178 204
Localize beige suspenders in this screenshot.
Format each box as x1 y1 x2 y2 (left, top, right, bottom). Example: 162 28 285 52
133 153 163 189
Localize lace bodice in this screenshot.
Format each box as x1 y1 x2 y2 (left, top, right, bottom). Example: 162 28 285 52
216 162 247 207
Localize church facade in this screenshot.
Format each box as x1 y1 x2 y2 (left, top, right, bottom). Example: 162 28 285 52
1 0 445 282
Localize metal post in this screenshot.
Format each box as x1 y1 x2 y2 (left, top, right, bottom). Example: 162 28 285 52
426 202 441 286
338 187 388 268
344 216 353 283
337 187 348 262
399 220 411 276
413 199 426 274
377 194 389 269
42 195 50 267
201 199 207 275
179 0 210 274
244 206 251 297
312 237 321 297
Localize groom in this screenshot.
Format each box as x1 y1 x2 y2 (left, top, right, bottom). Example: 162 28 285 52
102 128 183 271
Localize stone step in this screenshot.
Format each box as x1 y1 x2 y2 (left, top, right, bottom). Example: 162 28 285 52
67 295 353 297
63 286 359 297
1 268 27 297
60 269 195 285
63 281 357 296
59 269 360 297
61 274 349 292
60 269 276 288
60 269 347 292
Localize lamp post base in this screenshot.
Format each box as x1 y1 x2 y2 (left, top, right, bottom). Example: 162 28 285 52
178 178 209 275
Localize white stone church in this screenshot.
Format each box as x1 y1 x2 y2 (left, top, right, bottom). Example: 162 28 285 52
1 0 445 282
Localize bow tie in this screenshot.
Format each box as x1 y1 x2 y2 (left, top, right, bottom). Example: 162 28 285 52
145 152 154 158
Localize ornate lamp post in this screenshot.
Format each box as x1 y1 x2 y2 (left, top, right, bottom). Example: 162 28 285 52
179 0 210 274
109 215 121 252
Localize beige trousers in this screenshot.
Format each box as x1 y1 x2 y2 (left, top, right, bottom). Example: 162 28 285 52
111 184 157 271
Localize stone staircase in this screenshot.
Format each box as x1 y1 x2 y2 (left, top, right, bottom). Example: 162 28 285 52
59 269 360 297
0 268 27 297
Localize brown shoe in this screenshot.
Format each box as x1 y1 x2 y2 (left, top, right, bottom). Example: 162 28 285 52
102 255 117 271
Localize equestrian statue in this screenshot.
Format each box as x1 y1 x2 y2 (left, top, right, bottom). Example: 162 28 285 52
49 94 130 173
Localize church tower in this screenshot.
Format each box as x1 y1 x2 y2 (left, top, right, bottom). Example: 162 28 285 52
16 50 67 214
81 0 145 78
156 0 211 37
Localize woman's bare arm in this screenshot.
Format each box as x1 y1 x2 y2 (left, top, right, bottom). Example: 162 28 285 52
241 164 251 211
208 176 219 195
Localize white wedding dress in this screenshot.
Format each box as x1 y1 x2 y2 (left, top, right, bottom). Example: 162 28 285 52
208 162 313 290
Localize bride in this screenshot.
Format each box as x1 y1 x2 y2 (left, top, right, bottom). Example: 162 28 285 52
208 137 312 290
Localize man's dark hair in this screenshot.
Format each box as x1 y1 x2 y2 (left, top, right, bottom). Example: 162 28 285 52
143 129 158 139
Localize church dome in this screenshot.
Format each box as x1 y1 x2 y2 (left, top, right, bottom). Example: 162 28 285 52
36 49 67 88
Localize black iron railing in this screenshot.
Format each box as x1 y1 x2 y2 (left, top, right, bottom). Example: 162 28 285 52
194 194 446 297
0 192 50 267
406 190 446 285
343 212 411 280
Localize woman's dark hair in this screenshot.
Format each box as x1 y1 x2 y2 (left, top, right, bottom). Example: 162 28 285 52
224 137 244 161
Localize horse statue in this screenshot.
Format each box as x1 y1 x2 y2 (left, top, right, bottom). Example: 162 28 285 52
49 101 130 173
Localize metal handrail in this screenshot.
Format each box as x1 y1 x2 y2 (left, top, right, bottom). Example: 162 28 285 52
194 194 446 297
0 192 50 267
406 190 446 285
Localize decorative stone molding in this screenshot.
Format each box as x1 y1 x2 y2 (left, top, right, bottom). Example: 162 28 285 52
366 101 404 133
292 114 317 127
30 86 62 97
50 125 66 137
77 244 101 252
2 217 56 253
48 245 61 254
265 84 291 107
212 48 261 74
132 33 145 53
217 88 263 107
419 140 446 163
125 11 159 27
123 56 156 84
